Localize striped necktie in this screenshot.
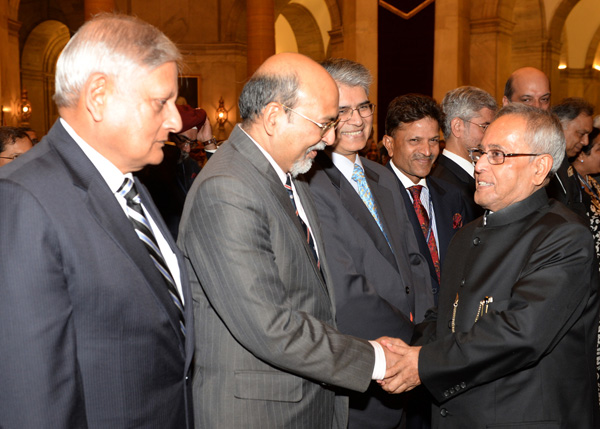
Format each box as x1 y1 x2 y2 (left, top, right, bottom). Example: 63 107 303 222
408 185 441 284
284 174 320 269
117 177 186 336
351 164 392 250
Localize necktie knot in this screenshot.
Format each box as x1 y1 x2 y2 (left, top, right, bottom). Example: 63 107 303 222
351 163 365 183
408 185 423 201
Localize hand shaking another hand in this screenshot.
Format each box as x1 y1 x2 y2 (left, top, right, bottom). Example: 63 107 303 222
374 336 422 394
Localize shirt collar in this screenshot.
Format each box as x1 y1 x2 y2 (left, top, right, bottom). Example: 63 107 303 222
331 151 363 183
60 118 130 193
239 124 287 186
389 161 427 189
441 149 475 177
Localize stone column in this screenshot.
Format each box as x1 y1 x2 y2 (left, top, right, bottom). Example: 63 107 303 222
342 0 378 138
246 0 275 77
432 0 470 102
469 17 515 102
84 0 115 20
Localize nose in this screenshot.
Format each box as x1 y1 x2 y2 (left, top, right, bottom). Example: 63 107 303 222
420 142 431 157
474 152 489 174
348 109 364 125
322 127 337 146
582 134 590 146
165 101 182 133
181 143 191 153
531 99 541 109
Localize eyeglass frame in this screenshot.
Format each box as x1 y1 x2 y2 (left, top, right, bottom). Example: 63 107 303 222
338 103 375 122
176 135 200 150
462 119 490 132
0 154 24 160
281 104 341 138
468 148 542 165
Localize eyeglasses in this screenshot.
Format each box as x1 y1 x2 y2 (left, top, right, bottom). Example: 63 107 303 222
463 119 490 132
338 103 375 122
281 104 341 138
178 136 200 150
468 148 542 165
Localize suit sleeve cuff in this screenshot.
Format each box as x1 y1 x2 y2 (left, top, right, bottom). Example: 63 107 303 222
369 340 386 380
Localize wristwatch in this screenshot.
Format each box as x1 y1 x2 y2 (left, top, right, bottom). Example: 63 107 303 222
202 137 218 147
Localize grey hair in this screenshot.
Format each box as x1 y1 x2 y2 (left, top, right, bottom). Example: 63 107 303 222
441 86 497 139
54 13 181 109
551 97 594 125
320 58 373 96
496 103 565 174
238 72 300 125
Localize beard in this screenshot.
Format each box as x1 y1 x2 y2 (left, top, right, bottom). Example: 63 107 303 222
289 141 327 177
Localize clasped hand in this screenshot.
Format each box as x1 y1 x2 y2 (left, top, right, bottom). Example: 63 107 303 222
374 336 422 394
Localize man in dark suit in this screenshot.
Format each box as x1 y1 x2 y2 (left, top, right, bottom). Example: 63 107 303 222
0 15 194 428
550 97 594 219
380 104 599 428
302 58 433 429
432 86 497 222
383 94 467 303
178 52 405 429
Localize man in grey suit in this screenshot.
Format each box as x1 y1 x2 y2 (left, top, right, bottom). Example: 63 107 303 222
380 104 599 428
302 58 433 429
179 53 403 428
0 14 194 428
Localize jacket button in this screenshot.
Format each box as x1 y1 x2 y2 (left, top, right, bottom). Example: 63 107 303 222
473 237 480 246
440 408 448 417
449 388 455 394
460 279 465 287
454 384 461 391
443 390 449 397
460 382 466 389
405 286 410 294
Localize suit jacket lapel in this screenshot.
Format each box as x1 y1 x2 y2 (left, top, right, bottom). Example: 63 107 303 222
229 127 330 297
439 156 476 192
48 121 187 349
317 152 398 270
427 177 454 264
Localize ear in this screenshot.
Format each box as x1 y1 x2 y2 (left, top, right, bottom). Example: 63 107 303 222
451 117 463 138
382 135 394 157
532 154 553 186
83 73 110 122
502 96 510 107
262 102 283 137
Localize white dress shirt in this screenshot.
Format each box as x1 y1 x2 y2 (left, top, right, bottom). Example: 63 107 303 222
441 149 475 178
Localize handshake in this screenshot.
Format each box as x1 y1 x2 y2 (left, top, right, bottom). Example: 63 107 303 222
374 337 422 394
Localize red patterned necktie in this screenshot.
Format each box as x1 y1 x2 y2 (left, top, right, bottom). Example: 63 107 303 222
408 185 441 284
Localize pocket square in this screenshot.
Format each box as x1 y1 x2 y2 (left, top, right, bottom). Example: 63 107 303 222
452 213 463 229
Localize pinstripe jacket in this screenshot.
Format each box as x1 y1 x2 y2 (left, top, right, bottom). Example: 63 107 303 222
178 125 375 429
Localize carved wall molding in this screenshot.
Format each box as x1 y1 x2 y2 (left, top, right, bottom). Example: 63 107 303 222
378 0 435 20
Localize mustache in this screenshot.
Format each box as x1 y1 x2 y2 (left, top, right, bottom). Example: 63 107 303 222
306 142 326 154
412 154 435 161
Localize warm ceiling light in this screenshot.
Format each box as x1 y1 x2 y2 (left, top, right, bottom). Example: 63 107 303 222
594 64 600 71
558 64 567 70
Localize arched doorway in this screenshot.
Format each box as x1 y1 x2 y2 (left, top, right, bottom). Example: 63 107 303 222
21 20 70 136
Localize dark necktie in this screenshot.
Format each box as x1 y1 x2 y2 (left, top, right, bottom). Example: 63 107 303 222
351 164 392 250
117 177 186 336
408 185 441 284
284 174 320 269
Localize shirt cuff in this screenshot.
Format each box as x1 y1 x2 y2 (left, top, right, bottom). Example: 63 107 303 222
369 340 386 380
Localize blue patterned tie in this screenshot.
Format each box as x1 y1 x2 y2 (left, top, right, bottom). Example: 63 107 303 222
117 177 186 337
351 164 392 250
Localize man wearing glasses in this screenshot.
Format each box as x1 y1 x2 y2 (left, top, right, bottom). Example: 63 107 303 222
378 104 599 428
432 86 497 222
178 52 407 428
302 58 433 429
